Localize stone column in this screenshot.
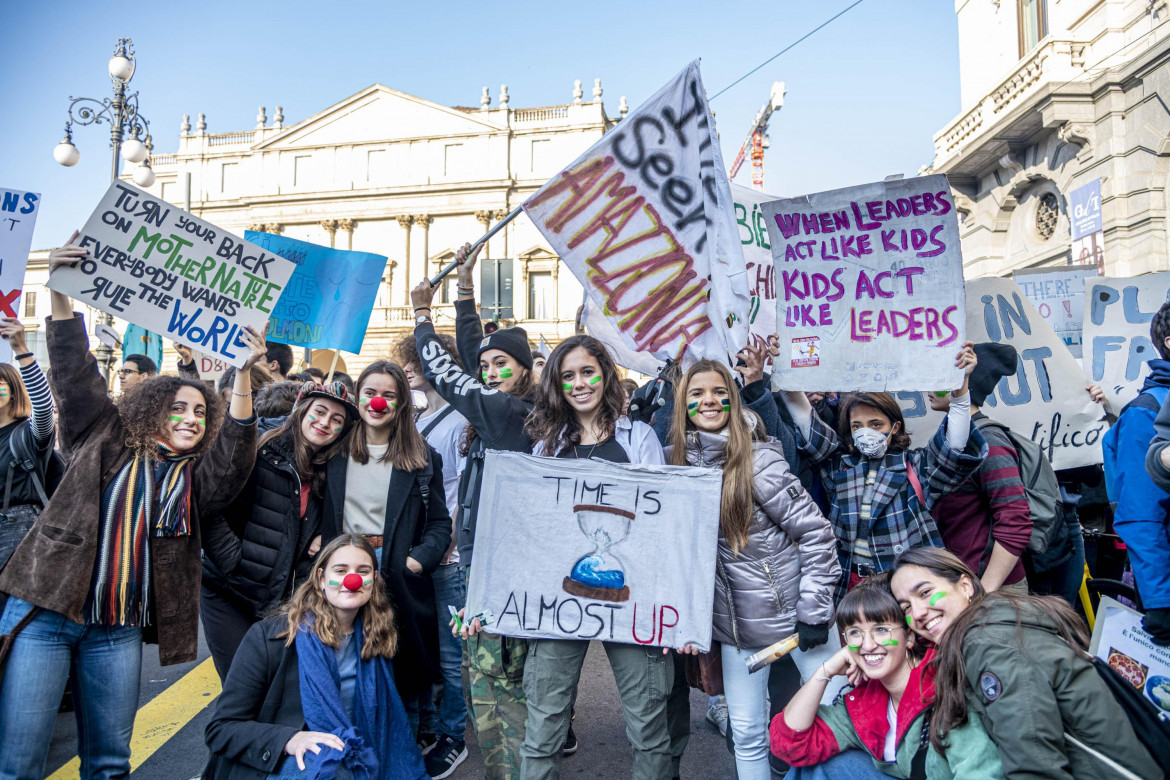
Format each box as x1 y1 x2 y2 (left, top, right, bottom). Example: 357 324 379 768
475 210 493 257
413 215 433 277
493 209 510 258
386 260 397 311
338 219 355 250
320 219 338 249
551 260 560 322
519 257 530 320
262 223 283 235
396 216 413 304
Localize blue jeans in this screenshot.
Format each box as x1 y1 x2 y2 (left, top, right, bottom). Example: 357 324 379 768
787 749 888 779
431 562 468 740
721 644 772 780
0 597 142 780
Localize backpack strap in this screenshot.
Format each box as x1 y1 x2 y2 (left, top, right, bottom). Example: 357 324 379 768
905 452 926 507
909 705 933 780
1121 385 1170 416
414 451 435 511
419 405 456 438
5 423 50 509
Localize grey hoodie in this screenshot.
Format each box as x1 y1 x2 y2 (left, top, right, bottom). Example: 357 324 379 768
668 428 839 649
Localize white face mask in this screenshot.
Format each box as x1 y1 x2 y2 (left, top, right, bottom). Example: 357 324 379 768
853 427 889 459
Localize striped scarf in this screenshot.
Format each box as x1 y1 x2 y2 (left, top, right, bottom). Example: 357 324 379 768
90 441 198 626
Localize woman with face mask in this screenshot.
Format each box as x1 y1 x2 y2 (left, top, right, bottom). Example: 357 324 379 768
520 335 672 779
205 534 427 780
771 581 1004 780
410 242 537 779
778 342 985 606
0 232 262 780
316 361 452 749
888 548 1164 780
201 380 360 681
667 360 841 780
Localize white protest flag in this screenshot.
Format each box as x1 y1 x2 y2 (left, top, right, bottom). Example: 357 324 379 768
0 188 41 363
48 182 297 369
732 184 781 367
523 61 750 367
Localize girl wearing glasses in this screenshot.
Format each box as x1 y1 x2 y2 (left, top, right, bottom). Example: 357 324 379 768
771 581 1004 779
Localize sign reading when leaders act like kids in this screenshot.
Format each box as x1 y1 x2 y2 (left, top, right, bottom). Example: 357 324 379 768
48 182 296 369
762 175 965 392
467 452 722 650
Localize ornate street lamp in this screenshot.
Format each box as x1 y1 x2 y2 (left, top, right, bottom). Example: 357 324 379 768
53 37 157 379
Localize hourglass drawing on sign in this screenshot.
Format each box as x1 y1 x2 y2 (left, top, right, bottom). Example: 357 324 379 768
562 504 634 603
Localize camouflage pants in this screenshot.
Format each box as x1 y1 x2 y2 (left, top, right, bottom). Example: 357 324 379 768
462 629 528 780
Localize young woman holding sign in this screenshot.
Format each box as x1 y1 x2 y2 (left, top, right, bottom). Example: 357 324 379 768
316 361 452 747
777 343 985 606
888 548 1164 780
665 360 841 780
201 380 360 680
410 241 537 779
771 580 1004 780
520 334 674 778
205 534 427 780
0 231 262 780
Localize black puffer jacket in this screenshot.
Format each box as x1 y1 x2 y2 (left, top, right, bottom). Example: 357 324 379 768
202 430 321 618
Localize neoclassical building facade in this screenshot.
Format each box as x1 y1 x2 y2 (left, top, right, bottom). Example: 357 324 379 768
927 0 1170 278
26 79 624 373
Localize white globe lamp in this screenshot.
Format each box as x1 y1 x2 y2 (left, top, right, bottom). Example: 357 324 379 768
132 163 155 187
108 54 134 83
121 137 147 163
54 139 80 167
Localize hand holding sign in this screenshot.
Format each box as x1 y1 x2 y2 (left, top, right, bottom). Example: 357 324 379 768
237 325 267 370
411 277 437 312
0 317 29 358
455 241 482 288
47 230 86 274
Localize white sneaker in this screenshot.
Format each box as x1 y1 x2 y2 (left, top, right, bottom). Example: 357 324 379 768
705 699 729 737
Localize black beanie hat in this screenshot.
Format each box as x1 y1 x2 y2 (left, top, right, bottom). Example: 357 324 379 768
476 326 534 370
969 342 1019 407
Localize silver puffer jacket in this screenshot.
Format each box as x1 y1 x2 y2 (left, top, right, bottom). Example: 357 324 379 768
668 429 840 649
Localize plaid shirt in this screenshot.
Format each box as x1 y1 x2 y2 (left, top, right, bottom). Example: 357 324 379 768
800 415 988 604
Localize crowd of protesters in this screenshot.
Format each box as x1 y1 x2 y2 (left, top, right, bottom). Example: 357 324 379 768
0 233 1166 780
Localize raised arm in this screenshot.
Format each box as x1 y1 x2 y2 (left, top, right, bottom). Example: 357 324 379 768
453 242 484 372
0 318 54 448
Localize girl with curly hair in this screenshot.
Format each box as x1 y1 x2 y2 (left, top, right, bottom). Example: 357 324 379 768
0 231 263 780
201 377 360 680
205 534 427 779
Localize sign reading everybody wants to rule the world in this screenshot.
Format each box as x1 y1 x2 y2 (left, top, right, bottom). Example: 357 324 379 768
48 182 296 369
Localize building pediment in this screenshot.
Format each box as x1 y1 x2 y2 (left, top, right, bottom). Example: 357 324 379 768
255 84 501 150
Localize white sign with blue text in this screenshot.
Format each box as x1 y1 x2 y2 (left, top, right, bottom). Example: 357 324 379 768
48 182 296 369
0 188 41 363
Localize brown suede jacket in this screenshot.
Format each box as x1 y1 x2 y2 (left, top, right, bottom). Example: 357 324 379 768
0 314 256 665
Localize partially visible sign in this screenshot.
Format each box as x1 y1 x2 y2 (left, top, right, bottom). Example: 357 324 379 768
0 187 41 363
1012 265 1097 359
762 174 965 392
1070 179 1102 240
1083 273 1170 412
732 184 779 367
467 452 722 650
1089 596 1170 716
193 350 230 382
50 182 296 368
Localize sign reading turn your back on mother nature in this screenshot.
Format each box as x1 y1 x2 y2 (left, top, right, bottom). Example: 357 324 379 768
762 175 965 392
48 182 296 369
467 452 722 650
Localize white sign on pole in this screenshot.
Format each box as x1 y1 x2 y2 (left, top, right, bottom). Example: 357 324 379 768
47 182 296 369
0 188 41 363
467 452 722 650
899 277 1107 470
1083 274 1170 412
1089 596 1170 715
1012 265 1097 360
761 175 965 392
523 61 750 367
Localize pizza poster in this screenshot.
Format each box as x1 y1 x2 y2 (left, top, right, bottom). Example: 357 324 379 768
1089 596 1170 714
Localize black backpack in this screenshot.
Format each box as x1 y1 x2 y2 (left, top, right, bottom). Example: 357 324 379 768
3 423 64 511
1090 656 1170 774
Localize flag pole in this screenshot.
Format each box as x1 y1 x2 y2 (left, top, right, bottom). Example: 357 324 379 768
429 206 523 287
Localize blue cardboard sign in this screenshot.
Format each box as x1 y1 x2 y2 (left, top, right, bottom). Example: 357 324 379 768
1070 179 1102 240
245 232 387 354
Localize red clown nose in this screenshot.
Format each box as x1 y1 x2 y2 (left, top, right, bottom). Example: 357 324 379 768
342 573 365 592
368 396 389 413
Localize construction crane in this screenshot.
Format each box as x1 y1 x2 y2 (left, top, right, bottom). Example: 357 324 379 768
728 81 786 191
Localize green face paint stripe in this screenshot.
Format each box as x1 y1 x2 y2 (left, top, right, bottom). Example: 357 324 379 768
588 375 601 385
879 639 900 646
481 371 488 381
498 367 513 378
308 414 317 421
359 397 369 404
721 398 731 409
847 644 861 651
168 415 183 422
906 615 913 626
389 401 397 409
687 401 700 418
933 390 950 398
197 419 206 426
929 591 947 607
563 382 573 391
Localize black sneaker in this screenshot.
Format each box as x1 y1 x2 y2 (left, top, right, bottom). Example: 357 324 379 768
424 735 468 779
562 724 578 756
417 731 438 756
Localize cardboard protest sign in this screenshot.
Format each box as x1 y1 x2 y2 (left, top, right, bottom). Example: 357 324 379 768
1083 274 1170 412
1012 266 1097 360
0 188 41 363
48 182 295 369
466 451 721 650
523 61 750 367
899 276 1107 470
192 350 230 382
1089 596 1170 715
761 175 965 392
244 232 387 354
733 184 779 367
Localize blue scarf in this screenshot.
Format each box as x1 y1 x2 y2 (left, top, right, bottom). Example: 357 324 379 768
295 616 425 780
